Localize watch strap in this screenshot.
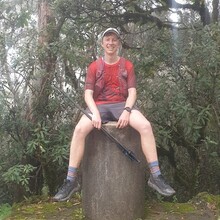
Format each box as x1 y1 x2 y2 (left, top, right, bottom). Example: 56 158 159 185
124 107 132 113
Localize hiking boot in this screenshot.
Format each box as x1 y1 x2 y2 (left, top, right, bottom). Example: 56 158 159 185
53 179 80 202
148 174 176 197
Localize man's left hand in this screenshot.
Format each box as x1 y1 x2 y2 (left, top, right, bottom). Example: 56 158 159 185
116 111 130 129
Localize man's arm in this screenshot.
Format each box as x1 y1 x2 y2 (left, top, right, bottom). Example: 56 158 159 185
116 87 137 129
84 89 102 129
124 87 137 109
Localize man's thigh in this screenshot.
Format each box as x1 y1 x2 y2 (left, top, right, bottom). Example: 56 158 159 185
129 110 150 132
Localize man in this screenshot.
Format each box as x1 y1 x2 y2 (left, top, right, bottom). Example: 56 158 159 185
53 28 175 202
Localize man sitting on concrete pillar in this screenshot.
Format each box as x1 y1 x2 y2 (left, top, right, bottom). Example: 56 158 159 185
53 27 176 202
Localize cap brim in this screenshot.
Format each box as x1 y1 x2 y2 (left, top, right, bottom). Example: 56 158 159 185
102 28 120 39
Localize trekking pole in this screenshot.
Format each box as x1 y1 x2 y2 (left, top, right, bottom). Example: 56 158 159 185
54 86 140 163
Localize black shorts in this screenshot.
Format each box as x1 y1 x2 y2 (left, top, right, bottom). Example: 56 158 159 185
86 102 138 123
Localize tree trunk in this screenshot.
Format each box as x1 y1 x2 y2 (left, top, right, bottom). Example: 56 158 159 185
212 0 219 23
25 0 58 194
29 0 57 122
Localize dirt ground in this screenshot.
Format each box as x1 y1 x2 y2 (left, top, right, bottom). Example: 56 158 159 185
5 192 220 220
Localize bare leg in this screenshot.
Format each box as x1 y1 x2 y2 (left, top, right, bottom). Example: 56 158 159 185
129 110 158 163
53 115 94 201
129 110 176 196
69 114 94 168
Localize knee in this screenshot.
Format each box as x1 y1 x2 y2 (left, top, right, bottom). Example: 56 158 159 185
74 123 88 138
140 120 153 134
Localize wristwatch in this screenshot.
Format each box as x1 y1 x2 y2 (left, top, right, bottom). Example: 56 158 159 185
124 107 132 113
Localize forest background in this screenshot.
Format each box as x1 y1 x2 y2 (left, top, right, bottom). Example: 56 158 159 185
0 0 220 207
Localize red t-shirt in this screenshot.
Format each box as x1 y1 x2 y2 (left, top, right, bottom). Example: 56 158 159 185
85 57 136 104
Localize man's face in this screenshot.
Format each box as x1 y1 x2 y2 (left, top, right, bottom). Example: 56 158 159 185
101 33 120 55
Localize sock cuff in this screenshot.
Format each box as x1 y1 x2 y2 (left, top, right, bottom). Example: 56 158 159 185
148 161 159 168
68 167 78 172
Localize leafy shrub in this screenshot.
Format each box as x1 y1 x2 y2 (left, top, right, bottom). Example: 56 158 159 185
3 164 36 192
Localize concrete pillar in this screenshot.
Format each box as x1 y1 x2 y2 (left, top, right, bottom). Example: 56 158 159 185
82 122 146 220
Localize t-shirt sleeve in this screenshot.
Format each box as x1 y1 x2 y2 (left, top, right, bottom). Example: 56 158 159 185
126 61 137 89
84 62 96 91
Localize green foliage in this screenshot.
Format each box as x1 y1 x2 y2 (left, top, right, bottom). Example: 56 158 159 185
3 164 36 192
26 123 50 155
0 203 12 220
27 122 70 166
137 24 220 201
